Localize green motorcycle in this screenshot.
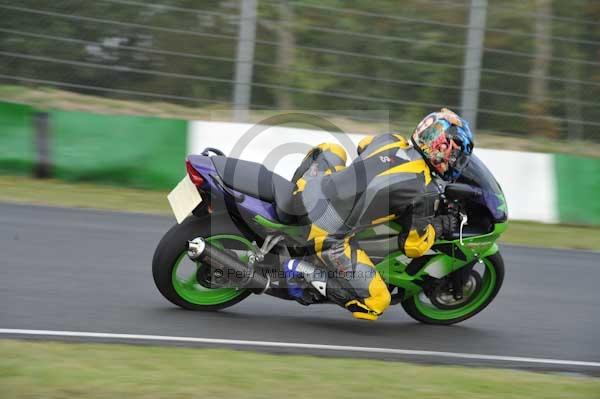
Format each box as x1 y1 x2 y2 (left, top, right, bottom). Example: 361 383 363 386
153 149 507 325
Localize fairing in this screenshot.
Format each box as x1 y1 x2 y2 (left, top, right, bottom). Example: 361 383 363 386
456 155 508 222
187 155 279 221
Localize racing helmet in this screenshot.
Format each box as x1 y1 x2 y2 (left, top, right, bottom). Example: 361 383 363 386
411 108 474 181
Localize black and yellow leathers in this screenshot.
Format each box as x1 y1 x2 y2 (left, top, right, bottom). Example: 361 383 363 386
292 135 442 320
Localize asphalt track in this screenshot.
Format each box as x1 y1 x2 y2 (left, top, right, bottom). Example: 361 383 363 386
1 203 599 373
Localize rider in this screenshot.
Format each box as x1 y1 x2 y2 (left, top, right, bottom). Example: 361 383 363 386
285 108 474 320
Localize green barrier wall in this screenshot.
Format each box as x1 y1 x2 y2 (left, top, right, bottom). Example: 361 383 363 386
555 154 600 226
2 100 600 224
0 102 35 174
51 110 187 189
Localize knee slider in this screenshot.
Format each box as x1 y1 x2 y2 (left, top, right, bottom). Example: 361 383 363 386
364 273 391 315
345 300 380 321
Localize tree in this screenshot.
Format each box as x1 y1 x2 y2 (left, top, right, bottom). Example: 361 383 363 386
525 0 560 137
276 0 294 109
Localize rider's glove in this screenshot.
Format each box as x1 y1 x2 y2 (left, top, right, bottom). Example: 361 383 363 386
431 214 459 239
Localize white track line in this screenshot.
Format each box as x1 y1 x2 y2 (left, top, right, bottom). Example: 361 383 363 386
1 328 599 368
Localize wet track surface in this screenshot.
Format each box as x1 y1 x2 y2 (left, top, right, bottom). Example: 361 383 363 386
1 203 599 373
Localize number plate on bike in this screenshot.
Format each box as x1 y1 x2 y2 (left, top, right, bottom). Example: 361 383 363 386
167 174 202 224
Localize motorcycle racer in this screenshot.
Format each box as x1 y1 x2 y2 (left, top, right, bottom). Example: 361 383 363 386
286 108 474 320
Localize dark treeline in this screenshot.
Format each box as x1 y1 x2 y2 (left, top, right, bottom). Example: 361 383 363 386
0 0 598 139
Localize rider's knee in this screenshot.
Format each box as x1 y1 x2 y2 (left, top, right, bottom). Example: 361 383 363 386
313 143 347 174
365 273 391 315
316 143 348 165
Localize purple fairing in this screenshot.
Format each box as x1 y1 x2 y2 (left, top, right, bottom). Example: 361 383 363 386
187 155 279 220
457 155 508 223
238 192 279 220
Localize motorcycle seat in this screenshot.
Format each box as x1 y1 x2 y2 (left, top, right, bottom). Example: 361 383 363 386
211 156 304 224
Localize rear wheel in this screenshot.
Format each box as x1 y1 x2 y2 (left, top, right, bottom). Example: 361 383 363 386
401 253 504 325
152 214 252 310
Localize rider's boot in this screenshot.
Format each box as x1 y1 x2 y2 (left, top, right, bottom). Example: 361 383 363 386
284 258 387 320
284 259 357 308
284 259 327 305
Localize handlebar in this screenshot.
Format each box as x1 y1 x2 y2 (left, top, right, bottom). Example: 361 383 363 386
444 183 483 201
442 183 491 243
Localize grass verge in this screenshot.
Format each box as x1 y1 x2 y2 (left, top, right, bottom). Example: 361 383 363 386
500 221 600 251
1 340 598 399
0 174 171 215
1 174 599 251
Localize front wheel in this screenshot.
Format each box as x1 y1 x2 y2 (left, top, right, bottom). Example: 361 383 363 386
152 214 253 311
401 253 504 325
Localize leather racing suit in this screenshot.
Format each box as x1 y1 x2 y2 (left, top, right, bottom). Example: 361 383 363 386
291 134 442 320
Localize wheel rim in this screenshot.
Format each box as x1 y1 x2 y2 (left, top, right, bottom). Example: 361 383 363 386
414 258 497 320
171 235 251 305
429 271 482 310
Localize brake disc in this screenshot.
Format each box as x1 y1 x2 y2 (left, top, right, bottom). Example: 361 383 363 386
429 271 482 310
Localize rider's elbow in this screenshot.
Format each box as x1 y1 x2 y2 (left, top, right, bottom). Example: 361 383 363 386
402 225 436 258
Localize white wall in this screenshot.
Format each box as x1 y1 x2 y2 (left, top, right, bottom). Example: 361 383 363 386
188 121 558 223
188 121 364 179
475 148 557 223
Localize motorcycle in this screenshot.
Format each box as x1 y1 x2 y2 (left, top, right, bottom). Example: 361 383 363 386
153 147 508 325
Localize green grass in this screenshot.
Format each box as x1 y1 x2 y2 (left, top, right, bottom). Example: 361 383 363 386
1 174 599 251
1 340 598 399
502 221 600 251
0 174 171 215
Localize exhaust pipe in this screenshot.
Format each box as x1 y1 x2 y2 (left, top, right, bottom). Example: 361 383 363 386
187 237 270 294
